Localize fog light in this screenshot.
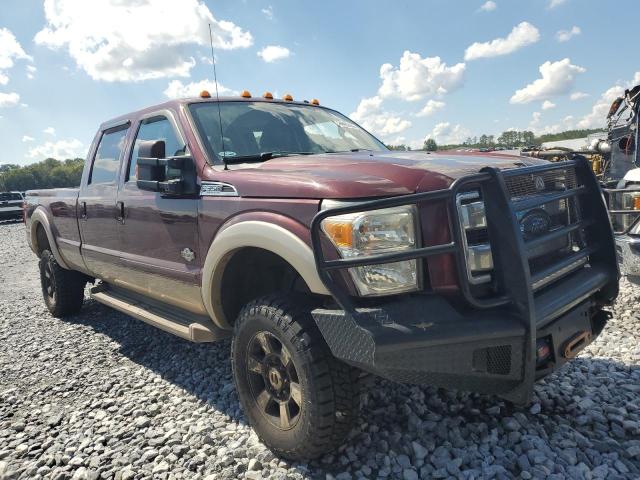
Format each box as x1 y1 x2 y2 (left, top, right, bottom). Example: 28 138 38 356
536 338 552 366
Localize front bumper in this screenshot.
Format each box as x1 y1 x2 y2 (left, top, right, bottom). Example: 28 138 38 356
312 265 611 403
310 157 619 404
0 209 22 220
615 234 640 278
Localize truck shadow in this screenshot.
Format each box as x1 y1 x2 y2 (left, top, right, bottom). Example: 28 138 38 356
68 298 640 477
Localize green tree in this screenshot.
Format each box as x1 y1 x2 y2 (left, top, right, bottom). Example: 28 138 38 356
0 158 84 191
423 138 438 151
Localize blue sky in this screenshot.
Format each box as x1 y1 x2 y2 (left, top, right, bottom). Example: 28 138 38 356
1 0 639 165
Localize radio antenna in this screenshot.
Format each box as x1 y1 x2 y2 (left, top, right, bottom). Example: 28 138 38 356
208 23 227 170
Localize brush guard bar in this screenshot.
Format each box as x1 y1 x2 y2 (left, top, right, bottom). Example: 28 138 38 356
310 156 619 404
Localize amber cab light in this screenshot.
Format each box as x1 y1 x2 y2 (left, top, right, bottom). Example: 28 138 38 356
241 90 252 98
263 91 273 99
200 90 211 98
311 99 320 105
283 93 293 101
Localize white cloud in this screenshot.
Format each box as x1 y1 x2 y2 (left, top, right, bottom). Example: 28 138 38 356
542 100 556 110
427 122 472 145
163 79 237 98
570 91 589 100
479 1 497 11
378 51 465 101
22 135 35 142
416 99 445 117
575 72 640 129
527 111 575 136
510 58 586 104
44 127 56 135
0 92 20 107
34 0 253 82
27 139 84 160
26 64 37 79
556 26 581 42
261 5 274 20
350 96 411 138
530 111 542 127
0 28 32 85
464 22 539 61
548 0 568 8
257 45 291 63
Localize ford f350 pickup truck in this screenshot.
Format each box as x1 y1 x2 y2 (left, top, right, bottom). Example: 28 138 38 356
25 92 619 460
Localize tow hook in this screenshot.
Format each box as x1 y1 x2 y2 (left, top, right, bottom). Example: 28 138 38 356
563 331 592 359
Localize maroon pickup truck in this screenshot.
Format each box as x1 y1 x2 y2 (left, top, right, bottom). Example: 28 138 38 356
24 92 619 460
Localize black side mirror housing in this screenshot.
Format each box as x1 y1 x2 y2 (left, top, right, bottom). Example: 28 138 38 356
136 140 197 196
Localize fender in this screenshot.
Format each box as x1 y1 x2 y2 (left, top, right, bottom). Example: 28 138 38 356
201 218 330 328
30 207 71 270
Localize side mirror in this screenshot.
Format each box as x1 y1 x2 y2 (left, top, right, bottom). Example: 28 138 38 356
136 140 197 195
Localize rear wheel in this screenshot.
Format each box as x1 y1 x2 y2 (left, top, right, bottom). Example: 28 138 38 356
39 249 86 317
231 295 362 460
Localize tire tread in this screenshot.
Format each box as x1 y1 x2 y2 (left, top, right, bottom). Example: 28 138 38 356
232 294 361 460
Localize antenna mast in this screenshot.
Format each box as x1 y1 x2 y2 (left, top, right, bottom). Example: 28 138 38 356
208 23 227 170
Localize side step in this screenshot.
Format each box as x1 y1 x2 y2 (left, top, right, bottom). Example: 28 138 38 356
90 284 229 343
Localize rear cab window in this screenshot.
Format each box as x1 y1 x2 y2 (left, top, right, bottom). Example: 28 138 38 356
89 124 129 185
127 116 185 182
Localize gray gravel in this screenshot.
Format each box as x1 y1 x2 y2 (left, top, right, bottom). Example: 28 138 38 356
1 221 639 479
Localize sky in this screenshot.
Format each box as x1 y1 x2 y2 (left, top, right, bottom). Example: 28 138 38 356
1 0 640 165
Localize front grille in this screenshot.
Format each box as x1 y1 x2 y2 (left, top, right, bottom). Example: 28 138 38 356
507 166 588 291
505 168 577 199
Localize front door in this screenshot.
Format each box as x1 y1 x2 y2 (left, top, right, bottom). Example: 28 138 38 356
115 112 203 314
78 123 130 281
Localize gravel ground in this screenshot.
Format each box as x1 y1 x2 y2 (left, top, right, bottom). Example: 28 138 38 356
1 221 639 480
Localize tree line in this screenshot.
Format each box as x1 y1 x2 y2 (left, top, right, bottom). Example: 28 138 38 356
0 158 84 192
387 128 605 152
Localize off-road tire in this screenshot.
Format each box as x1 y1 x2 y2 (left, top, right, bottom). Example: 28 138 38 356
39 249 86 317
231 295 362 460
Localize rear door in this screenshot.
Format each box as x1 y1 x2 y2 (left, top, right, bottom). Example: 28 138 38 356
78 122 130 281
114 111 203 314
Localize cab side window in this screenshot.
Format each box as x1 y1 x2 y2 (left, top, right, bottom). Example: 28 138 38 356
127 116 185 182
89 125 129 185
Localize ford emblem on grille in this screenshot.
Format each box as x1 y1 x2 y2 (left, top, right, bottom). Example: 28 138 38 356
520 209 551 238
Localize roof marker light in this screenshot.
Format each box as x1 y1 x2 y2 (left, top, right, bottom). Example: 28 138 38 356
311 98 320 105
283 93 293 101
241 90 252 98
263 91 273 99
200 90 211 98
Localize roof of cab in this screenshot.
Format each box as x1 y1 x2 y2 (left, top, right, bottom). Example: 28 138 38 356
99 96 326 131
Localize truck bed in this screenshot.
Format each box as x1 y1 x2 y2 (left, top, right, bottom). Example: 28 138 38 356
25 188 84 272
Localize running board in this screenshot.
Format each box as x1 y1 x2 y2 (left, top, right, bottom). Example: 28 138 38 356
90 284 229 343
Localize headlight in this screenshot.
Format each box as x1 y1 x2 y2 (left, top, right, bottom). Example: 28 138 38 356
619 191 640 232
321 202 419 296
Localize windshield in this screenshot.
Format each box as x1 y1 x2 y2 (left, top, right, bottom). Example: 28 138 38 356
188 101 387 164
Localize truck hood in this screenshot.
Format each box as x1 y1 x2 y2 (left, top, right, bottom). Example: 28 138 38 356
208 151 548 199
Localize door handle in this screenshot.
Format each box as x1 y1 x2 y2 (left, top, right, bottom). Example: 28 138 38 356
116 201 125 224
81 201 87 220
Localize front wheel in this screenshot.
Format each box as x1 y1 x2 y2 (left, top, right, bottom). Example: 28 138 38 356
231 295 362 460
39 249 86 317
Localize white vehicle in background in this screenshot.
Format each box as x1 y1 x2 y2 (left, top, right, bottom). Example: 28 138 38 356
519 84 640 281
0 192 24 221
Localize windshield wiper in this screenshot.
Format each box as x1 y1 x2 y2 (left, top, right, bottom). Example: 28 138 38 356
220 151 316 164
